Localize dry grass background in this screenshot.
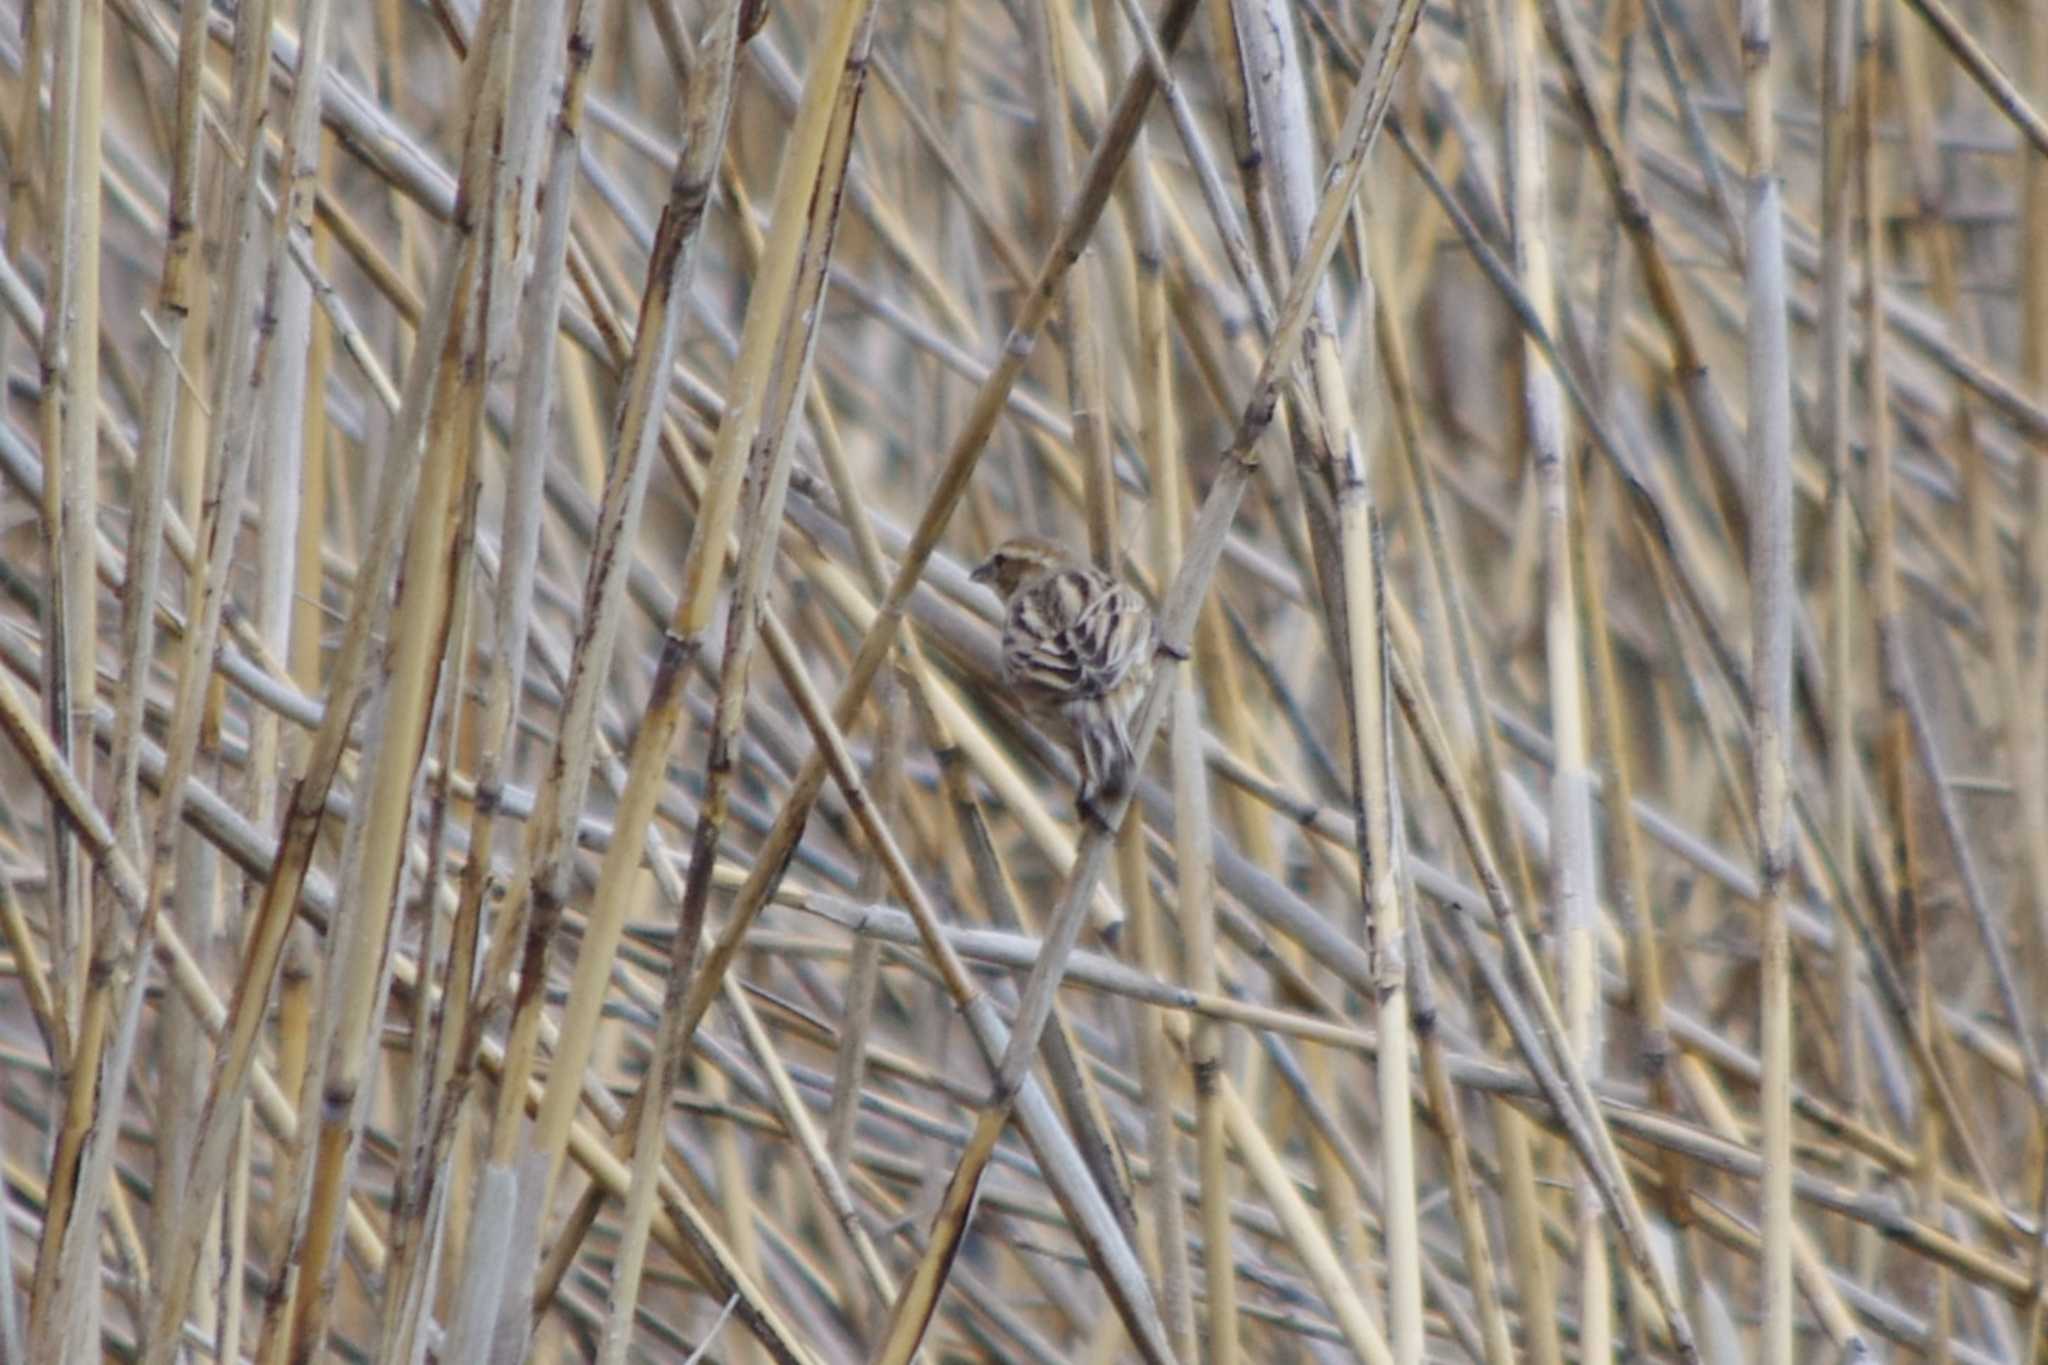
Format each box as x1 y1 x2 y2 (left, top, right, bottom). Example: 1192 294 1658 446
0 0 2045 1359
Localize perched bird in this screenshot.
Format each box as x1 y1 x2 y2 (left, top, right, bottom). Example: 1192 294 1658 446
970 537 1159 824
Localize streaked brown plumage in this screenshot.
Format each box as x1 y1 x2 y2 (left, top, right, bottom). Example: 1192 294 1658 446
970 536 1156 823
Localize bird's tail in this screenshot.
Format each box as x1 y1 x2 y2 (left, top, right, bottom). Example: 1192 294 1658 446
1075 710 1135 820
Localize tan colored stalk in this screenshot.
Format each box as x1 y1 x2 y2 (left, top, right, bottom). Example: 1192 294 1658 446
271 3 513 1358
0 675 258 1334
1306 0 1550 939
34 0 103 1032
1505 0 1612 1353
1738 0 1795 1358
264 156 337 1355
1346 501 1419 1361
285 355 472 1335
1569 23 1706 1320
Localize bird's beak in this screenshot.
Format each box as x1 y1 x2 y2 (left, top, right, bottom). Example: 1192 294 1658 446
968 558 994 585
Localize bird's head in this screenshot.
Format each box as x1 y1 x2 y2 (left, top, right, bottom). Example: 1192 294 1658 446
969 536 1072 599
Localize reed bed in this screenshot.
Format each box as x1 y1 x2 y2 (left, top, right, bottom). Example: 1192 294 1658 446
1 0 2045 1359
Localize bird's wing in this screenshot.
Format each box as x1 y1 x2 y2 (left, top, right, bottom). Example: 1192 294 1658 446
1003 568 1151 701
1065 579 1152 698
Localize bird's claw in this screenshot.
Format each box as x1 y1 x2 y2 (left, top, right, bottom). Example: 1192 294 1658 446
1156 637 1191 662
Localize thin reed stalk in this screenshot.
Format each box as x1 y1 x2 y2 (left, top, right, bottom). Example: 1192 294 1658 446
1739 0 1796 1356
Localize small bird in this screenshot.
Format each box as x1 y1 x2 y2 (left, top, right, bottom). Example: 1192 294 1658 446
970 536 1159 824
